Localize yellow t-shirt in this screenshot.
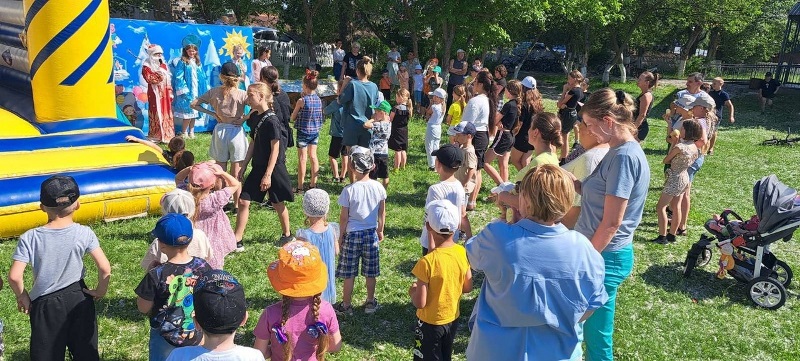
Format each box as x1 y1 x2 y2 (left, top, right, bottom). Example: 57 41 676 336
412 244 470 325
513 151 560 182
447 102 463 126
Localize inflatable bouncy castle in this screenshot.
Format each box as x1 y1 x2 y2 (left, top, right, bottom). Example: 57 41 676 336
0 0 175 238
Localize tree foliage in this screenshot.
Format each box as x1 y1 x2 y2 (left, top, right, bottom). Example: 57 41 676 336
109 0 797 75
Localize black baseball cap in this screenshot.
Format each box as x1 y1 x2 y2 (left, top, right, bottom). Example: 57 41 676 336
40 175 80 207
432 144 464 169
194 270 247 334
221 62 240 77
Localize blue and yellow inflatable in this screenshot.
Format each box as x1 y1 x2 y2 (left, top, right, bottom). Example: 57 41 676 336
0 0 174 238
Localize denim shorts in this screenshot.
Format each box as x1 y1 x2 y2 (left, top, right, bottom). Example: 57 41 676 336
296 131 320 148
336 228 380 278
688 154 705 182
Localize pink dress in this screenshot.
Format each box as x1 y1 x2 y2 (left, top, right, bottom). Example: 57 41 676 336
194 188 236 269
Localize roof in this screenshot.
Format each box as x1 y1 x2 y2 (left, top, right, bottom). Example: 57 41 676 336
791 2 800 21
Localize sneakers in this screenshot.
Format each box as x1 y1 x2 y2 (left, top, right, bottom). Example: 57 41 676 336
333 302 353 316
651 234 676 245
235 242 245 252
333 299 379 315
279 234 295 244
676 228 688 236
364 298 380 314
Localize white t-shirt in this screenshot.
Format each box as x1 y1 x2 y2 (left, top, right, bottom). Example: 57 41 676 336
166 345 265 361
562 146 610 206
339 179 388 232
333 48 346 63
419 180 465 248
462 94 490 131
428 103 444 127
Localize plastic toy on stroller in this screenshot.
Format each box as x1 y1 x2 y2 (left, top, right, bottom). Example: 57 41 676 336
683 175 800 309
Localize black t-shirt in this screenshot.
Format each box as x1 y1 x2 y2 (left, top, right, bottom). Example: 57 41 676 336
499 99 519 130
248 110 286 167
515 105 534 142
343 52 363 78
708 89 730 118
565 87 583 109
274 91 291 142
761 79 780 96
134 257 211 317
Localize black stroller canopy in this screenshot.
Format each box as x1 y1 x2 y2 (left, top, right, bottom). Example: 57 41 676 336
753 175 800 237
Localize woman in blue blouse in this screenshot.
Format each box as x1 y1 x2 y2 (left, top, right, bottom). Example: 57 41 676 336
575 88 651 360
465 164 607 360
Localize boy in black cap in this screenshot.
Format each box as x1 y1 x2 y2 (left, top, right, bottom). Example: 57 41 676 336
8 175 111 360
166 270 263 360
418 144 471 255
135 213 212 360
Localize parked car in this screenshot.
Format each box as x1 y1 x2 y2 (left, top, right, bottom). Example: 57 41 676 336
501 42 563 73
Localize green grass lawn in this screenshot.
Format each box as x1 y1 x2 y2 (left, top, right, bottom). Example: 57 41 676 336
2 80 800 360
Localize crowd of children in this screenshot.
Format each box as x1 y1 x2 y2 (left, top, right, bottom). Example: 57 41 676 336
6 51 746 359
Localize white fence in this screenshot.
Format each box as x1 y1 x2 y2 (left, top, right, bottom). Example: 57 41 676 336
257 40 335 68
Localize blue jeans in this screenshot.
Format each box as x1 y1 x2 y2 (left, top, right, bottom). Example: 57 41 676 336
584 243 634 361
687 154 705 182
149 328 174 361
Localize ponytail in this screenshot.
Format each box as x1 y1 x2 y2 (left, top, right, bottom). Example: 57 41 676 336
357 56 374 79
303 69 319 90
281 296 293 360
261 66 282 95
312 294 330 360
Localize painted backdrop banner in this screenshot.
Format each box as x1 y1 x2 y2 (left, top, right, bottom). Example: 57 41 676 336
110 19 253 133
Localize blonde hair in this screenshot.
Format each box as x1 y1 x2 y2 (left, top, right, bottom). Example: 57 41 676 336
188 184 209 223
452 85 467 110
356 56 374 78
523 87 544 114
580 88 637 133
280 295 329 360
219 73 240 99
518 164 574 222
396 88 413 117
248 82 274 109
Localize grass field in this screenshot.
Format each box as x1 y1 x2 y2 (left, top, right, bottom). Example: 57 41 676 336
2 79 800 360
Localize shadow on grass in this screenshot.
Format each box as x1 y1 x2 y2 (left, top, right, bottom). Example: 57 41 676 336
640 262 750 306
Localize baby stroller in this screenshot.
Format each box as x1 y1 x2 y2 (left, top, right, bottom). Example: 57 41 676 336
683 175 800 309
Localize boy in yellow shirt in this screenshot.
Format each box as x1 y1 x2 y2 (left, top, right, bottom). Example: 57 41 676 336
408 200 472 361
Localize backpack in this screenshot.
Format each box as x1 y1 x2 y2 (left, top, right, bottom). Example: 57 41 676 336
149 268 203 347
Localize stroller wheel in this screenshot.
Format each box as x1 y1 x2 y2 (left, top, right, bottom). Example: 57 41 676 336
747 276 787 310
770 260 793 288
697 249 712 267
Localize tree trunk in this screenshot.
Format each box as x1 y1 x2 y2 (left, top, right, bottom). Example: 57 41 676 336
303 0 316 64
707 26 721 61
442 21 455 77
338 0 352 47
677 24 705 78
581 25 590 75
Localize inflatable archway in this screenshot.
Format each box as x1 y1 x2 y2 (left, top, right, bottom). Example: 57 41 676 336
0 0 175 238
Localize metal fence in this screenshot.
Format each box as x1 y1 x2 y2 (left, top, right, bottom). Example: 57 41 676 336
702 63 800 87
256 40 335 68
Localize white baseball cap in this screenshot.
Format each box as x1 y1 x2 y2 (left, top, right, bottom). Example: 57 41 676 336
425 200 460 235
521 76 537 89
429 88 447 100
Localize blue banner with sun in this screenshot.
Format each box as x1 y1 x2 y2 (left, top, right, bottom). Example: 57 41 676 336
110 19 253 133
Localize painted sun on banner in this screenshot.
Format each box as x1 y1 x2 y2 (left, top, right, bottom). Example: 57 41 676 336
219 29 251 59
